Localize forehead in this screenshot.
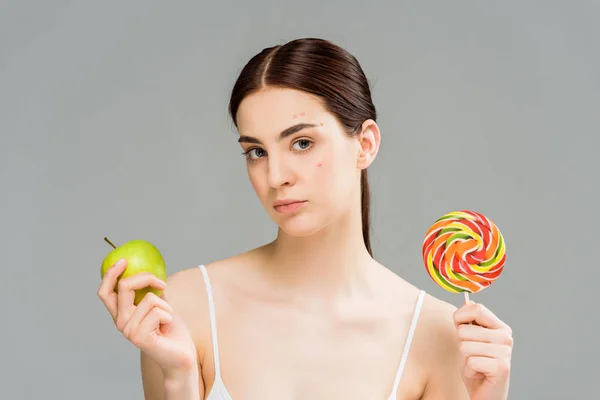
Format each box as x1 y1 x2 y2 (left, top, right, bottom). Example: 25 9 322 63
236 87 327 137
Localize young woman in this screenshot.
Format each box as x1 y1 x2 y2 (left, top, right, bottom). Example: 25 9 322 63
98 38 513 400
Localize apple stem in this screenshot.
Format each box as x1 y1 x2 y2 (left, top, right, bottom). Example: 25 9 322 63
104 237 117 249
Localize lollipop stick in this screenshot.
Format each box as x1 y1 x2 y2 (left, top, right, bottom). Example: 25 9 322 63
464 292 477 325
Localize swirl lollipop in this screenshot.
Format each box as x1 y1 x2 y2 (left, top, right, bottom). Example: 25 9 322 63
422 210 506 303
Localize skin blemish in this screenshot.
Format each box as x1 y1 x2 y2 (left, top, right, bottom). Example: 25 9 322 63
300 112 305 116
320 122 324 126
316 162 322 167
292 114 297 119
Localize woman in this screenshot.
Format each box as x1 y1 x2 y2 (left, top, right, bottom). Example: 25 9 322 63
98 38 513 400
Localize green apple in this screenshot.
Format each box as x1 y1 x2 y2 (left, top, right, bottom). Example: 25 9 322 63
101 238 167 305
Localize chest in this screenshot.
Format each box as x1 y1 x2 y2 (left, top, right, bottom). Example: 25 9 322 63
201 298 425 400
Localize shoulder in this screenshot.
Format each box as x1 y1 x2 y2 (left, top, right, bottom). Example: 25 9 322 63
163 251 252 315
164 246 262 302
417 293 460 358
368 263 468 397
161 249 261 365
412 293 469 398
377 263 460 360
380 267 461 366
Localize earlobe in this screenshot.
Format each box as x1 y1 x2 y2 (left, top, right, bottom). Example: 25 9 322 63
356 119 381 170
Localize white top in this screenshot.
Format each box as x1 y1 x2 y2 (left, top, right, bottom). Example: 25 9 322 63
198 264 426 400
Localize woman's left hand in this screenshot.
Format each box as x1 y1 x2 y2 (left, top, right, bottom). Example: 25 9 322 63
454 301 514 400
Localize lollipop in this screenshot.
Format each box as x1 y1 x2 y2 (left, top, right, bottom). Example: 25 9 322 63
422 210 506 303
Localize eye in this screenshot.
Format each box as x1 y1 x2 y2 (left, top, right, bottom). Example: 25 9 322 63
292 139 313 151
245 148 266 160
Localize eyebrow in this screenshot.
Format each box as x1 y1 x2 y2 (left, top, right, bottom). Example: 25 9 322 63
238 123 319 144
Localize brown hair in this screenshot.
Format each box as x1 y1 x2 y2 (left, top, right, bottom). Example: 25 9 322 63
228 38 377 257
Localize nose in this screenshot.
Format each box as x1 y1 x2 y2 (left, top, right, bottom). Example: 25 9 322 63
267 153 295 188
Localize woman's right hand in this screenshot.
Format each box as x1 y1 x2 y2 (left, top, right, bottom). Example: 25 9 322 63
97 258 198 377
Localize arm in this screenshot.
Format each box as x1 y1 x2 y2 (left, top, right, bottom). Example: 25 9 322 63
141 351 203 400
422 301 513 400
420 303 470 400
140 269 207 400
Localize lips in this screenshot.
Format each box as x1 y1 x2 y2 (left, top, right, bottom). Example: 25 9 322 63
273 199 307 213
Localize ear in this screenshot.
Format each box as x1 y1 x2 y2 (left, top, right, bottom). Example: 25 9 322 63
356 119 381 170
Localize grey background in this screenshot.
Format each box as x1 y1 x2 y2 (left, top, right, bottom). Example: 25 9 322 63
1 1 598 399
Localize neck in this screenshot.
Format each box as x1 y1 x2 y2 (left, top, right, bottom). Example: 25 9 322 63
261 210 375 303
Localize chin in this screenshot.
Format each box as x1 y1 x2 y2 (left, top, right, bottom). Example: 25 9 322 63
273 213 328 238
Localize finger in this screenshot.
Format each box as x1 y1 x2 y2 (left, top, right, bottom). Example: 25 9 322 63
127 307 174 349
454 303 506 330
122 293 173 338
97 258 128 318
456 324 514 346
116 272 166 331
465 356 511 380
463 358 486 380
459 341 512 360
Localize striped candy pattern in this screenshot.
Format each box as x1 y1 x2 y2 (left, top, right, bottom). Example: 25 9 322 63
422 210 506 294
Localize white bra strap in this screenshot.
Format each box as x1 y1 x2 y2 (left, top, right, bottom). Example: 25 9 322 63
199 264 221 377
389 290 426 398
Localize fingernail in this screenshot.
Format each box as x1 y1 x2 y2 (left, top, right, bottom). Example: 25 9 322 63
114 258 126 268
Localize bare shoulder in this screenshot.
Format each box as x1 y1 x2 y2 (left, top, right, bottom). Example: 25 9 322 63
163 246 262 308
161 248 262 365
416 293 459 356
412 293 469 399
420 293 458 331
162 263 211 367
378 266 460 367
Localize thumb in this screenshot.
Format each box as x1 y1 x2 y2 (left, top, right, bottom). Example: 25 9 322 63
463 360 485 380
159 321 172 335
